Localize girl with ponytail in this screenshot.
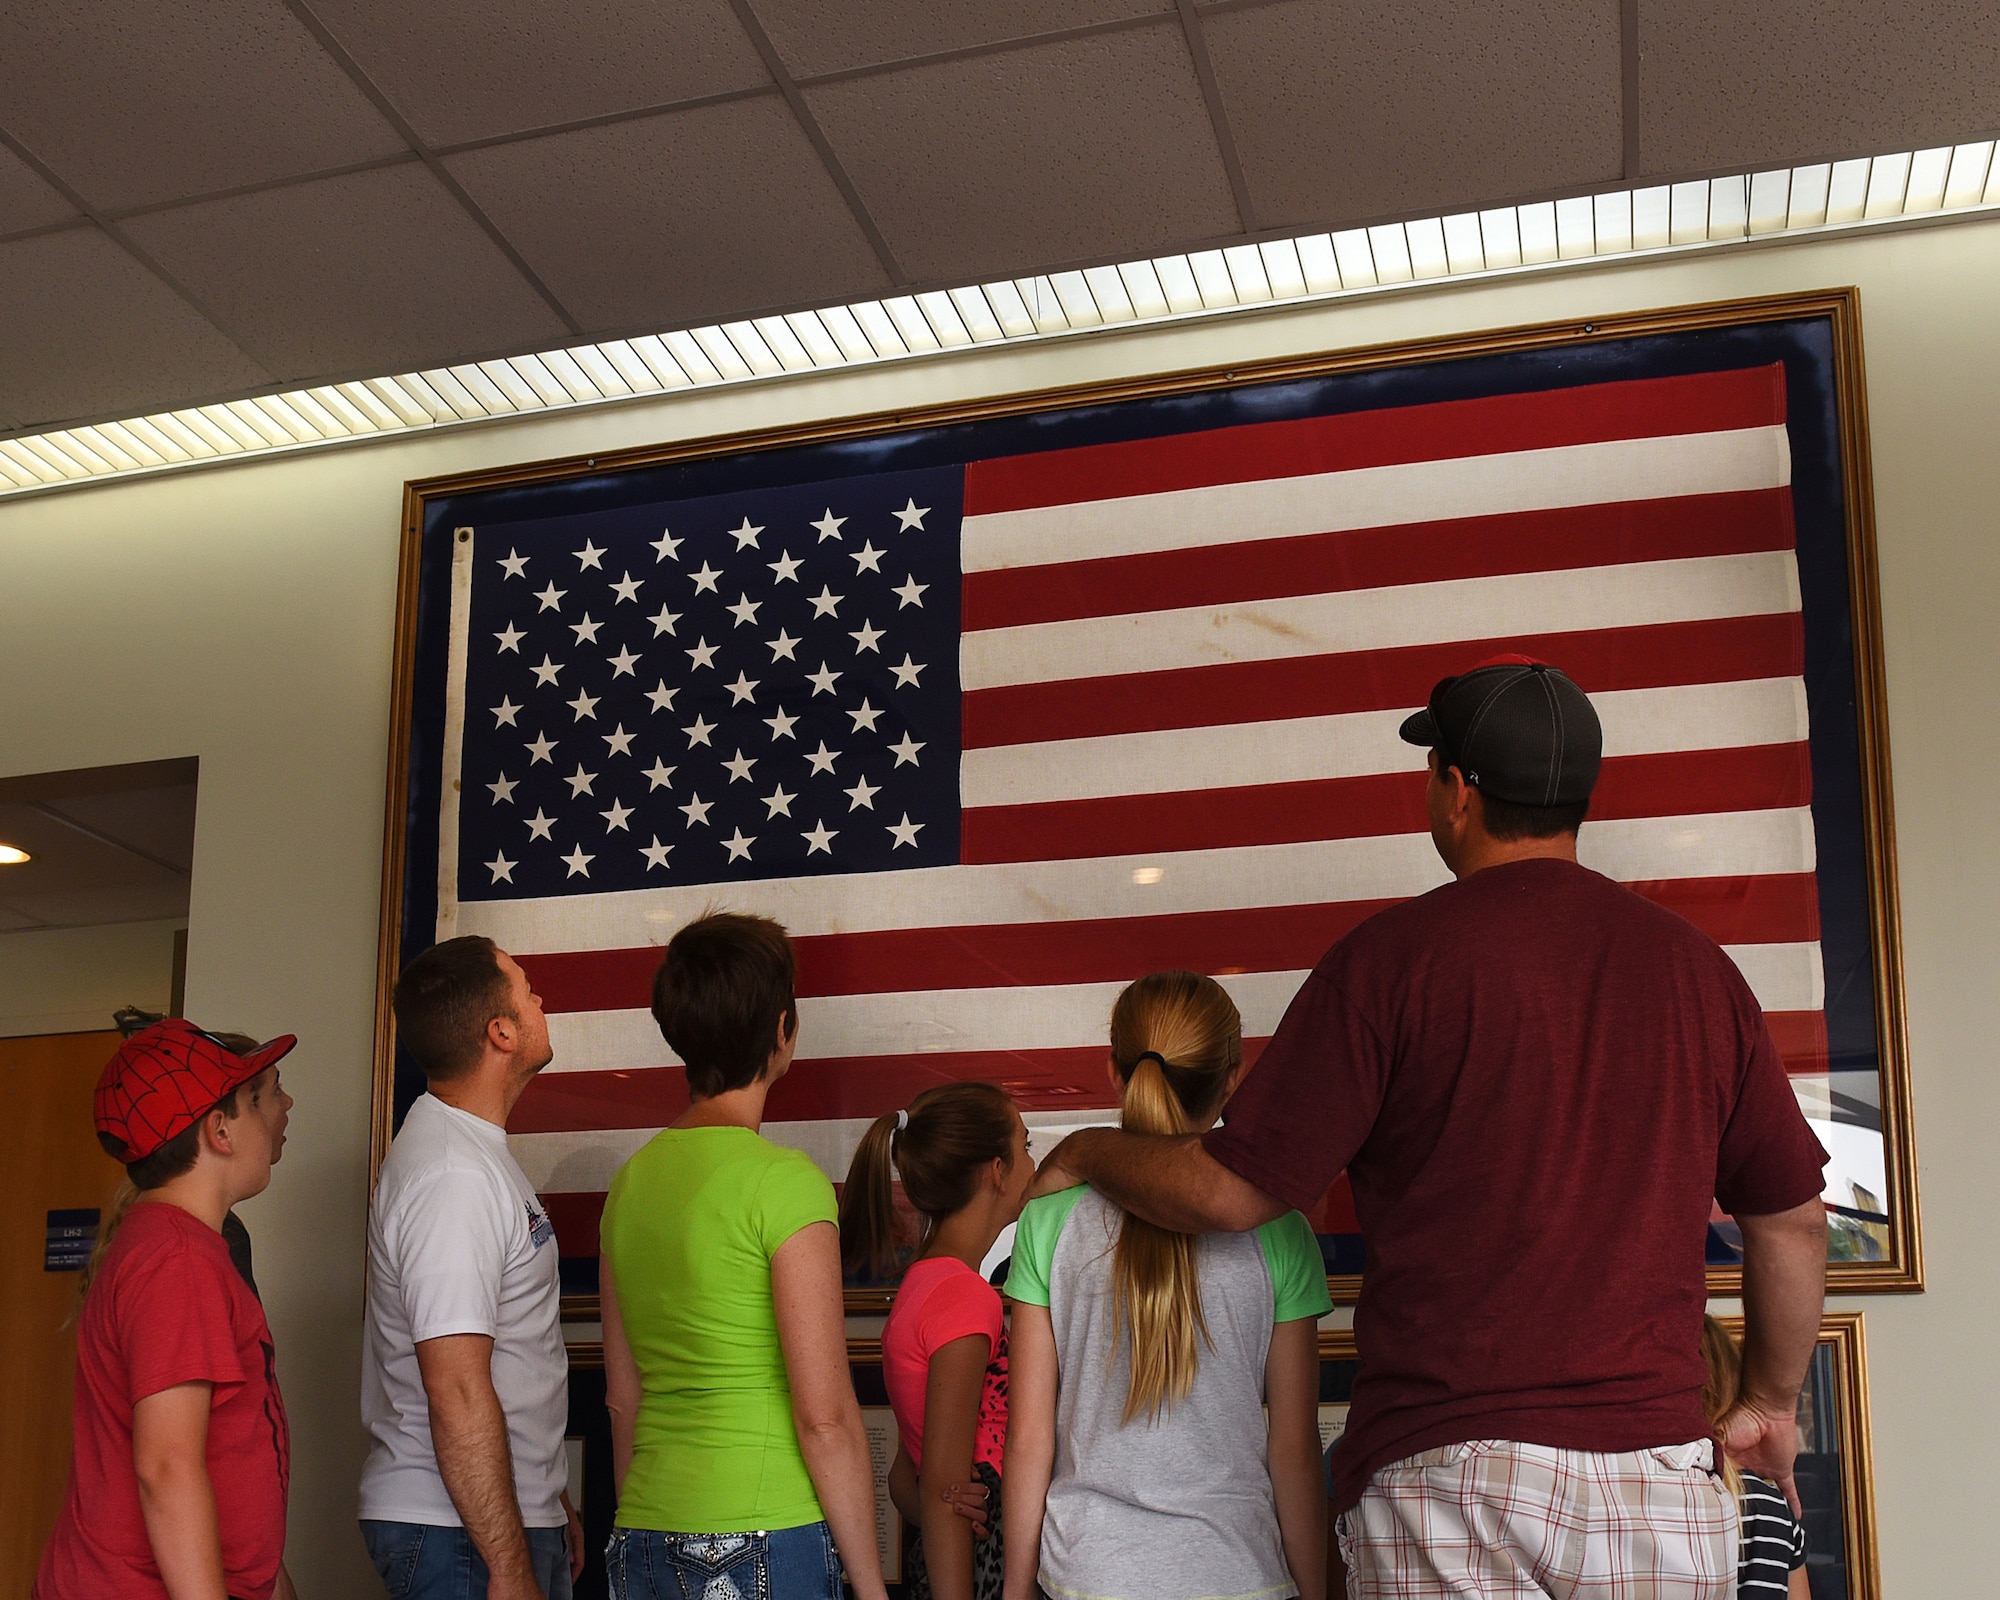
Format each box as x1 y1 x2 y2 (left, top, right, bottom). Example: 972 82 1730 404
1001 971 1331 1600
841 1083 1034 1600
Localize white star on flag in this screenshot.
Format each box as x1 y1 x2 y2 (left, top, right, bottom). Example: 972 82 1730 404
849 699 884 732
570 614 602 644
680 794 713 826
601 800 633 832
812 509 845 541
494 623 524 652
887 813 924 848
562 844 594 876
535 582 565 612
894 499 929 531
892 577 928 609
690 562 722 594
640 837 672 868
488 774 517 803
610 573 643 603
531 656 562 686
809 586 842 618
567 689 599 720
802 821 837 854
889 733 925 766
851 541 885 573
574 541 606 569
603 725 635 756
607 646 640 677
526 734 557 764
767 629 800 661
763 785 796 818
492 697 520 727
686 638 719 670
723 828 755 861
644 759 676 790
729 518 763 550
727 594 761 627
768 551 803 583
498 550 529 579
845 775 880 810
850 620 884 654
807 663 841 696
565 765 597 797
683 715 716 747
805 741 839 775
651 529 682 561
890 655 925 688
723 750 757 783
487 852 515 882
649 605 680 636
764 708 799 740
644 681 677 712
726 672 759 705
526 809 556 840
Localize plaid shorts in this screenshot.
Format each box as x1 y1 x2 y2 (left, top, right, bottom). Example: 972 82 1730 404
1337 1439 1739 1599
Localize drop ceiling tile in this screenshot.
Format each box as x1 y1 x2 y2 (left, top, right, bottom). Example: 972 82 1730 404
121 164 574 381
0 229 268 431
806 24 1239 284
0 145 78 235
444 97 891 333
0 0 405 212
308 0 770 148
755 0 1169 79
1640 0 2000 177
1202 0 1623 230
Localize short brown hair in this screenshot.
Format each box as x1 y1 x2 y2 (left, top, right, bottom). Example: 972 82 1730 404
651 912 798 1099
1477 790 1590 841
394 935 512 1081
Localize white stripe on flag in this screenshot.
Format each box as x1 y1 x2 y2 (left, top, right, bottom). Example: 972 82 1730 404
961 427 1792 572
960 551 1802 690
462 806 1818 955
543 968 1314 1075
961 679 1807 807
510 1108 1119 1192
538 942 1822 1075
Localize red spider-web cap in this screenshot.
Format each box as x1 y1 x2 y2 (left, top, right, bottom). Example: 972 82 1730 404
94 1018 297 1161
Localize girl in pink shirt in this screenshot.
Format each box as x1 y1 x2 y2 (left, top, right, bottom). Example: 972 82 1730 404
841 1084 1034 1600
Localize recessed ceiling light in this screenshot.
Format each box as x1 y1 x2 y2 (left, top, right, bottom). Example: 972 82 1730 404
0 844 29 864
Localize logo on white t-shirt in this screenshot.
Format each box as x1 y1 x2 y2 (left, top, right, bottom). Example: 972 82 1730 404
525 1202 554 1250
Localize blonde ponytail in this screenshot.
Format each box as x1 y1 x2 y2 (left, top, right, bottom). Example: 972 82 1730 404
1700 1314 1745 1495
1106 971 1243 1423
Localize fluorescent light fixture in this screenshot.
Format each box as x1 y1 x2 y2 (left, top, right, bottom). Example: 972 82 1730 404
0 844 30 864
3 137 1997 501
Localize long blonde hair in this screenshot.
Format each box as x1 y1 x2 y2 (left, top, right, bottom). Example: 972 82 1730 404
1107 970 1243 1423
1700 1314 1744 1494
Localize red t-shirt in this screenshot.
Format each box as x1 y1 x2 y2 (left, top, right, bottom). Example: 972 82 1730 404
1202 858 1827 1511
36 1202 290 1600
881 1257 1008 1474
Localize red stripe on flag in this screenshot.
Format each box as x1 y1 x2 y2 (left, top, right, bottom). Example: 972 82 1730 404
963 489 1794 631
962 613 1804 749
542 1191 605 1258
520 870 1818 1016
963 366 1786 515
1766 1009 1831 1077
961 742 1812 864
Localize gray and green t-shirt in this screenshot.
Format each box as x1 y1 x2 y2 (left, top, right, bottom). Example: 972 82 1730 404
1005 1186 1331 1600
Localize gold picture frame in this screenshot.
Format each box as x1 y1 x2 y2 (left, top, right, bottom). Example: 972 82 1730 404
373 288 1919 1316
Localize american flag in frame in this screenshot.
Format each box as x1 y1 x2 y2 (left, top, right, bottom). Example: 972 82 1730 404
372 289 1920 1308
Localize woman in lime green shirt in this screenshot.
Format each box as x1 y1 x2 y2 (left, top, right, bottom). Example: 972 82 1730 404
600 913 889 1600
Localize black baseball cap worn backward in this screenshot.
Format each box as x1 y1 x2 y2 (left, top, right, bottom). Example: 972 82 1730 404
1398 658 1603 807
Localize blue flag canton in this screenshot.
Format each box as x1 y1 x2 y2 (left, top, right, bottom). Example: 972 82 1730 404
458 466 962 899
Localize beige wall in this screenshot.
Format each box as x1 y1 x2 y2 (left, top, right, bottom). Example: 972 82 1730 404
2 214 1995 1594
0 918 181 1037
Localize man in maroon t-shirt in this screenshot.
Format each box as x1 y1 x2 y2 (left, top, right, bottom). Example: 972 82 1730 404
1034 659 1829 1598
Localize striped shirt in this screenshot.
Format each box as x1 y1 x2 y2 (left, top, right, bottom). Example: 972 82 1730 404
1738 1475 1807 1596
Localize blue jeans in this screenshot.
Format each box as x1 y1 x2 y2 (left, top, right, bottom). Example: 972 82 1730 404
605 1522 842 1600
360 1520 573 1600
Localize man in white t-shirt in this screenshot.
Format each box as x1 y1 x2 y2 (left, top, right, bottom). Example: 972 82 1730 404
361 936 583 1600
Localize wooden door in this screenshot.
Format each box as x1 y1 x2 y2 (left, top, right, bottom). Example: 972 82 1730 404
0 1031 126 1595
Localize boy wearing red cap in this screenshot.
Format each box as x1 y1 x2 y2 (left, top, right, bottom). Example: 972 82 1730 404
36 1020 299 1600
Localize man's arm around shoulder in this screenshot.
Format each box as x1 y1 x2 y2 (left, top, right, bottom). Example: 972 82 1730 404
1032 1128 1285 1233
